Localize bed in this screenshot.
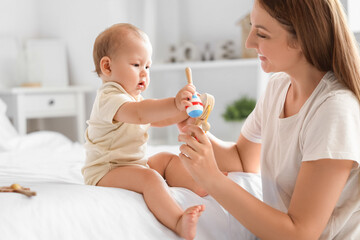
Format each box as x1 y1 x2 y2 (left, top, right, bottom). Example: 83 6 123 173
0 98 262 240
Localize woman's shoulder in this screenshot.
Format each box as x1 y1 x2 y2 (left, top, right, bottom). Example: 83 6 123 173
262 72 291 100
267 72 291 89
318 72 359 108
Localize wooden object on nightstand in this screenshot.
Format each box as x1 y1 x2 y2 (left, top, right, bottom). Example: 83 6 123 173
0 86 94 143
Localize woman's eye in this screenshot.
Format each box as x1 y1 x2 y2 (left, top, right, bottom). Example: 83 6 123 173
256 33 266 38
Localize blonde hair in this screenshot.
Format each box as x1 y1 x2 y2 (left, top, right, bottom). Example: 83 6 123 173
258 0 360 101
93 23 149 77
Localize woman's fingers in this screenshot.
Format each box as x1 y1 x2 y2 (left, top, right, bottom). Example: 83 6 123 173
178 125 211 163
179 124 209 145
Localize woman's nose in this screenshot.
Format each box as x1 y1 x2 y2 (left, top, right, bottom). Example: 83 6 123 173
245 29 257 50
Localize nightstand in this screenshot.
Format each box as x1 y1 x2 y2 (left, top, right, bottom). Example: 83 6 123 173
0 86 94 143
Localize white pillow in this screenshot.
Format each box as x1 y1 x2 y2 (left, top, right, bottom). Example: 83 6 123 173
0 98 18 151
7 131 72 151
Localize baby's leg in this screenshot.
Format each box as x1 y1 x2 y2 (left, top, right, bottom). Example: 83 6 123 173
176 205 205 240
148 152 208 197
97 166 204 239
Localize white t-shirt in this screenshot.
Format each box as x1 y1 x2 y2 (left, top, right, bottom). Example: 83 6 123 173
242 72 360 239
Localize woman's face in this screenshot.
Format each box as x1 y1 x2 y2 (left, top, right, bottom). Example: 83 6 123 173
245 0 303 74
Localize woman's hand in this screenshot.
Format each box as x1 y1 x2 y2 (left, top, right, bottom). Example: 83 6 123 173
178 124 222 188
177 116 196 133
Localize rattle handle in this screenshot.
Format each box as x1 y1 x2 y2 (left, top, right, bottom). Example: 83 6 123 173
185 67 192 84
15 189 36 197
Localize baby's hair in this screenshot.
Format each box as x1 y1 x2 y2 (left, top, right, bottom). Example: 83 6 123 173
93 23 149 77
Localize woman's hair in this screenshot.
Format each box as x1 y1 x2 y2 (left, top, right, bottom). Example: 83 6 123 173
93 23 149 77
258 0 360 101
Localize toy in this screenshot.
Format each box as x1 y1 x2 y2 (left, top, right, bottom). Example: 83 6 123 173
0 183 36 197
185 67 215 132
185 67 204 118
196 93 214 132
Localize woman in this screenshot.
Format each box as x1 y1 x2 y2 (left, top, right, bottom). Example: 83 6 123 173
178 0 360 239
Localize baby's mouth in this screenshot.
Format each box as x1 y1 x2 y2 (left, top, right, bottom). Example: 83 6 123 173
138 81 145 88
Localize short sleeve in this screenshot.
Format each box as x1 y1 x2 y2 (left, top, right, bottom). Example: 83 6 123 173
97 90 133 124
241 93 264 143
302 93 360 167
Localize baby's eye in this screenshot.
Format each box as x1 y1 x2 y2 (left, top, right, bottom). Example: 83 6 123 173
145 66 150 70
133 64 140 67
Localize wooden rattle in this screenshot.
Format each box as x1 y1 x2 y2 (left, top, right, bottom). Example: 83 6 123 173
196 93 215 132
0 183 36 197
184 67 215 133
185 67 204 118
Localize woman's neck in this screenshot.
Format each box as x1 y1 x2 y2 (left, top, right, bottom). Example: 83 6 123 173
282 64 327 118
287 62 326 99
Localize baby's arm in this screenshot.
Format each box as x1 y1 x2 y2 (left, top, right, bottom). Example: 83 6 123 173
113 84 195 124
151 111 189 127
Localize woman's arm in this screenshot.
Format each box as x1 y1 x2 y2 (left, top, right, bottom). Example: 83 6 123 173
206 132 261 173
207 159 352 240
178 125 353 240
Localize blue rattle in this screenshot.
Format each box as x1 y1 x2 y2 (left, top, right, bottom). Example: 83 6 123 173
185 67 204 118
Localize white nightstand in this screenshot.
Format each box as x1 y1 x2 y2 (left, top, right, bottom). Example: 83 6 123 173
0 86 94 143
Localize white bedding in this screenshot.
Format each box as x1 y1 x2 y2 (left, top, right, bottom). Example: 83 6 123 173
0 131 262 240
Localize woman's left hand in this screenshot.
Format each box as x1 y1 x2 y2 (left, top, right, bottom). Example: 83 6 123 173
178 124 222 188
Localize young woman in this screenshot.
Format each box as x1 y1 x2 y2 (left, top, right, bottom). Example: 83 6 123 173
178 0 360 239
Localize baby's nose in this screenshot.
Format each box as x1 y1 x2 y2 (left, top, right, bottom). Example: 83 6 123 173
140 69 148 77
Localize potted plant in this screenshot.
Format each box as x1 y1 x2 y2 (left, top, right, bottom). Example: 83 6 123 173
221 96 256 141
222 96 256 122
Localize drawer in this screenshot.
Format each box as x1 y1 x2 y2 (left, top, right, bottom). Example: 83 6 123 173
22 93 77 115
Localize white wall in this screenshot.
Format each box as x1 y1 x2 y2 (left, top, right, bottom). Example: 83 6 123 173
154 0 253 63
0 0 39 88
2 0 357 142
36 0 130 87
0 0 38 39
0 0 256 142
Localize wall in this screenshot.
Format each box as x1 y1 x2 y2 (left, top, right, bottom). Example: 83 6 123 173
1 0 359 142
12 0 255 142
154 0 253 63
0 0 39 88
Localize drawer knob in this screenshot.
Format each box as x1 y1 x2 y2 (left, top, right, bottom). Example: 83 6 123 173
48 99 55 106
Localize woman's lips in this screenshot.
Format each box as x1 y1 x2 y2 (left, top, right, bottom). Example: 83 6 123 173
258 54 267 61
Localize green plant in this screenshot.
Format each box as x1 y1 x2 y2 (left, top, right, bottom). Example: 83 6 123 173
222 96 256 121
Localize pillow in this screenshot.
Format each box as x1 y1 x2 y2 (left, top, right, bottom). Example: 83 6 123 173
0 98 19 151
7 131 72 151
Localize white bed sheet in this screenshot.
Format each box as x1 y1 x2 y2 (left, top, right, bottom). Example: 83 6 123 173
0 131 262 240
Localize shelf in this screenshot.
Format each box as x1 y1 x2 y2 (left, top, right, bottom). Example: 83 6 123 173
0 86 95 94
151 58 260 72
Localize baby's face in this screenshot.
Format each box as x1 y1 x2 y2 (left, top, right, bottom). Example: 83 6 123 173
109 34 152 99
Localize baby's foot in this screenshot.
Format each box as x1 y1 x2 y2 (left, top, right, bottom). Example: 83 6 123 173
176 205 205 240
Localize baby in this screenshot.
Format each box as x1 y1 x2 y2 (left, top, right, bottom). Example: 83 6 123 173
82 23 205 239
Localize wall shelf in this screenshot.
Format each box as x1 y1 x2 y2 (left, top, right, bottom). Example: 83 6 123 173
151 58 259 72
147 57 269 144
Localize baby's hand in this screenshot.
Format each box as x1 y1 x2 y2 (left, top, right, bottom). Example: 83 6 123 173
175 84 196 111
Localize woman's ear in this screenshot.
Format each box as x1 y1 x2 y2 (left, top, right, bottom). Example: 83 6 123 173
288 36 301 50
100 56 112 77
